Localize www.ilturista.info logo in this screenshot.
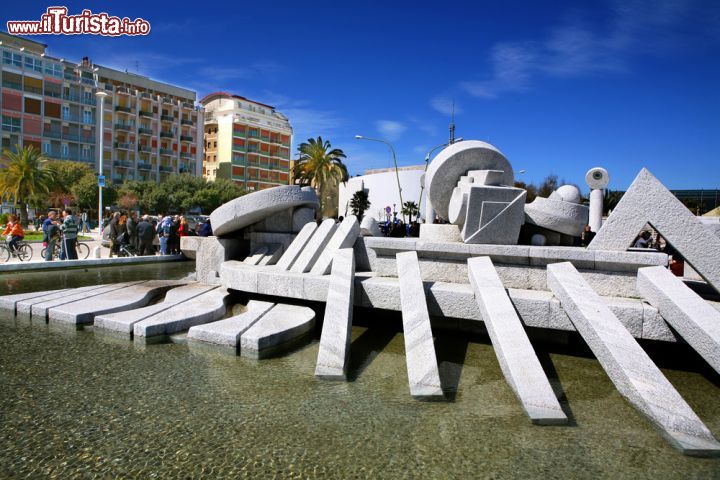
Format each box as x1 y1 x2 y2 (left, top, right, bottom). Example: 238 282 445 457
6 7 151 36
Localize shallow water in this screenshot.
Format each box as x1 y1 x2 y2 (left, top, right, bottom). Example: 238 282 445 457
1 265 720 478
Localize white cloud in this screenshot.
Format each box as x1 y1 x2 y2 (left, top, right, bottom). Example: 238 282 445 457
430 96 461 116
461 0 720 99
375 120 407 140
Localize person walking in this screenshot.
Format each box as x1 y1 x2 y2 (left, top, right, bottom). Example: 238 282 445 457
42 211 59 261
80 210 89 234
60 209 79 260
136 215 156 256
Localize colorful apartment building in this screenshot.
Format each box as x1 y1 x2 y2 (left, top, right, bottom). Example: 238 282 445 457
201 92 292 191
0 31 203 184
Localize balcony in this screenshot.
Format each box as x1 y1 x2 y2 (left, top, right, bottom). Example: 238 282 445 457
180 119 193 126
159 148 173 156
116 87 131 95
63 134 80 142
80 136 95 144
160 131 174 138
181 152 194 159
114 142 134 150
63 73 77 81
140 92 154 100
138 163 153 171
43 130 62 139
114 123 133 131
138 145 152 153
81 77 96 86
2 80 22 90
139 110 154 118
81 96 96 106
113 160 133 169
159 165 174 173
115 105 133 113
161 97 174 105
182 102 194 109
62 115 81 123
160 115 174 123
138 127 153 136
63 93 80 102
180 135 193 142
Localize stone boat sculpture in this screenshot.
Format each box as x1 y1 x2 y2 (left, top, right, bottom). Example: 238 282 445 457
3 141 720 456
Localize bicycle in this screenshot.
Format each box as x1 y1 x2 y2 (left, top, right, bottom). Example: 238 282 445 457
40 238 91 260
0 238 33 263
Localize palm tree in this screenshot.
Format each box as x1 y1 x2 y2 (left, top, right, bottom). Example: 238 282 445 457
350 190 371 220
401 201 419 223
0 145 52 226
293 137 349 214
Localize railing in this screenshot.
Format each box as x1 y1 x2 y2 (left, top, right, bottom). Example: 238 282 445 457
114 123 134 130
81 136 95 144
43 130 62 139
82 117 94 125
81 96 96 105
181 152 194 159
113 160 133 168
161 97 174 105
138 127 153 135
159 148 173 156
114 142 134 150
160 131 174 138
115 105 133 113
62 114 80 123
64 73 77 81
81 77 95 86
180 135 193 142
180 119 193 126
159 165 174 172
139 110 154 118
160 115 174 122
116 87 131 95
63 134 80 142
63 93 80 102
182 102 194 109
2 80 22 90
138 145 153 153
23 85 43 95
138 163 153 171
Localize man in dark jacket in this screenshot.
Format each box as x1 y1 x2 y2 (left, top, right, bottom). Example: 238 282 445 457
126 212 138 251
136 215 156 256
107 212 121 258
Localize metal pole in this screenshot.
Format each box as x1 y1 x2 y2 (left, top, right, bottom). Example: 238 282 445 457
96 91 108 232
354 135 405 222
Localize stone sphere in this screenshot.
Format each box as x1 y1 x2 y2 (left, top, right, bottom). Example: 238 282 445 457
555 185 582 204
530 234 547 246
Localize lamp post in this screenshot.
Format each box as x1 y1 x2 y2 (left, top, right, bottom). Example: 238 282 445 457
355 135 405 222
96 90 108 232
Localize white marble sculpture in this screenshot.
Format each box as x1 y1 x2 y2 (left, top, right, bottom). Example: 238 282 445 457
524 185 589 237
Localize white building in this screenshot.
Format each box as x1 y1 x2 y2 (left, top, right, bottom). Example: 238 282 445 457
338 165 427 222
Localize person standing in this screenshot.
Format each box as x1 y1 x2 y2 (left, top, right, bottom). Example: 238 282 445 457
60 209 79 260
43 211 59 261
136 215 155 256
127 212 138 251
107 212 121 258
157 215 172 255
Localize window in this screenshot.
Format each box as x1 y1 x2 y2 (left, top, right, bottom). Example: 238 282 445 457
44 62 63 78
61 143 69 158
24 56 42 72
61 105 70 120
82 145 90 159
3 51 22 67
83 110 93 124
83 91 93 104
43 142 51 154
1 116 21 132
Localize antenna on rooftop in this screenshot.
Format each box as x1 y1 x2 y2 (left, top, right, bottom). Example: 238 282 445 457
135 60 140 74
449 101 456 144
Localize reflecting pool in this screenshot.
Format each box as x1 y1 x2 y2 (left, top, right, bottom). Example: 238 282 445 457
1 265 719 478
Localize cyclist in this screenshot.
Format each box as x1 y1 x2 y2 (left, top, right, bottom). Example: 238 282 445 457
2 214 24 255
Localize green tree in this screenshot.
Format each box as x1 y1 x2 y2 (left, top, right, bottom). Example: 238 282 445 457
0 145 53 226
350 190 371 220
72 174 117 210
513 181 538 203
293 137 349 214
401 200 419 223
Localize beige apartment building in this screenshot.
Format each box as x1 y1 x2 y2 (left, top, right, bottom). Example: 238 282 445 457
0 31 203 184
201 92 292 191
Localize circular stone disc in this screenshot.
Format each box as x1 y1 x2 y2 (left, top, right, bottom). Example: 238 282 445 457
425 141 514 220
210 185 319 236
585 167 610 190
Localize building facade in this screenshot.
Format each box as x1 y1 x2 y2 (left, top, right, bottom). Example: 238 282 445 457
0 32 203 184
201 92 291 191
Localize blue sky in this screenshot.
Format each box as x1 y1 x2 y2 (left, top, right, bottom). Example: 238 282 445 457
4 0 720 191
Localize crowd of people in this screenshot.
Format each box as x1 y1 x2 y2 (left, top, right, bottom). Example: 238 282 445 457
103 212 212 257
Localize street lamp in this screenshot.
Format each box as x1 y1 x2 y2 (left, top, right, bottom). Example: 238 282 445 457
355 135 405 222
96 90 109 232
